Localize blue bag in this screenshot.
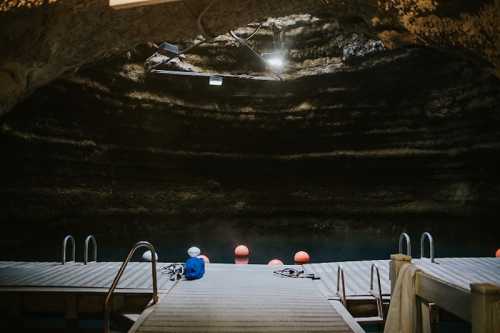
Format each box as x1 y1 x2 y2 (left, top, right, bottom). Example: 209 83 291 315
185 257 205 280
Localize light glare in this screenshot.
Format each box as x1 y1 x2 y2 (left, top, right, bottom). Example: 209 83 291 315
209 75 223 86
266 56 284 69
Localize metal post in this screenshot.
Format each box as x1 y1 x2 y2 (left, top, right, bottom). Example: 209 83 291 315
370 264 384 319
398 232 411 256
84 235 98 265
103 241 158 333
420 232 435 263
336 265 347 307
62 235 76 265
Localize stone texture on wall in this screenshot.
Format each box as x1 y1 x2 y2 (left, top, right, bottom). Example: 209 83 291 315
1 37 499 229
0 0 499 116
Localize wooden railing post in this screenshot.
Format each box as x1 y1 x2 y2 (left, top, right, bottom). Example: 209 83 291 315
389 254 412 293
471 283 500 333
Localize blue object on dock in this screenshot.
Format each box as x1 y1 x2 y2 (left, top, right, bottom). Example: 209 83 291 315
185 257 205 280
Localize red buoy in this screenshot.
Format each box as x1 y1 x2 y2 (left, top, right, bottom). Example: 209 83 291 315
294 251 310 264
198 255 210 263
268 259 284 266
234 245 250 257
235 257 249 265
496 249 500 258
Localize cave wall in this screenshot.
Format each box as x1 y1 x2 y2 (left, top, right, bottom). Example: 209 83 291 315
1 45 500 232
1 0 498 116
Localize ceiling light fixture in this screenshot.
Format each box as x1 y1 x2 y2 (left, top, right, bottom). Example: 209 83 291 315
262 52 286 71
209 75 223 86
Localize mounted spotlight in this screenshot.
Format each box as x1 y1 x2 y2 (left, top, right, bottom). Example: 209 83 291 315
157 42 179 58
262 52 286 72
209 75 223 86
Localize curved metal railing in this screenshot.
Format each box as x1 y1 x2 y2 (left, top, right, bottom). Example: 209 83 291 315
336 265 347 306
62 235 76 265
398 232 412 256
369 264 384 320
84 235 97 265
420 232 435 263
103 241 158 333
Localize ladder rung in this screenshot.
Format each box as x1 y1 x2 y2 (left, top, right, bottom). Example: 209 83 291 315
355 316 384 324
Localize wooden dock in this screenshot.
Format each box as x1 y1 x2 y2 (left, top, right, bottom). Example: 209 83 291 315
1 257 499 332
0 261 364 333
304 260 391 299
390 256 500 333
130 264 363 333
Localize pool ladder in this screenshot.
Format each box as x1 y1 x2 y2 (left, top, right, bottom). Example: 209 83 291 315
398 232 436 263
336 263 385 324
61 234 98 265
103 241 158 333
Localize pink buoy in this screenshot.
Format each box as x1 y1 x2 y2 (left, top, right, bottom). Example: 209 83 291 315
198 254 210 263
268 259 284 266
235 256 249 265
234 245 250 257
294 251 310 264
496 249 500 258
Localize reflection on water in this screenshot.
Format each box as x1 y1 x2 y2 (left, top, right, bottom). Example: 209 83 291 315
1 218 498 263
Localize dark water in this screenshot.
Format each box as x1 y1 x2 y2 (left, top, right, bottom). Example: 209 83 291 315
1 218 498 263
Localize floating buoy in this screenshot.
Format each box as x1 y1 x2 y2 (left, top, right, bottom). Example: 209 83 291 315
142 250 158 262
234 245 250 257
235 256 249 265
198 254 210 263
496 249 500 258
188 246 201 258
294 251 310 264
268 259 284 266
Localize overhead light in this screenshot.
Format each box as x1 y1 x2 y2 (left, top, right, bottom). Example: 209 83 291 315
209 75 223 86
262 52 286 71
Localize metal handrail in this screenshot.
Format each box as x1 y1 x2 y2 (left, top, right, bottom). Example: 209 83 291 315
62 235 75 265
398 232 412 256
369 264 384 319
420 232 435 263
104 241 158 333
336 265 347 306
84 235 97 265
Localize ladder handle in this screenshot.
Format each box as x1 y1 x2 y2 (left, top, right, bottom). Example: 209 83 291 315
104 241 158 333
336 265 347 306
62 235 75 265
370 263 384 319
420 232 435 263
84 235 97 265
398 232 411 256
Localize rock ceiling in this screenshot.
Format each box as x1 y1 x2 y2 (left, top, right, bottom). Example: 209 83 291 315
0 0 499 116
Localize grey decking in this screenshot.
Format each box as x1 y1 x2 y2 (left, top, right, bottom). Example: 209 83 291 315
414 257 500 291
1 258 498 333
0 261 176 291
304 260 391 299
131 264 364 333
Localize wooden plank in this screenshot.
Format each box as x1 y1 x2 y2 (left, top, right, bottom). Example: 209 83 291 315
471 283 500 333
133 265 355 333
109 0 181 10
304 260 391 298
330 300 367 333
415 271 471 321
0 286 154 294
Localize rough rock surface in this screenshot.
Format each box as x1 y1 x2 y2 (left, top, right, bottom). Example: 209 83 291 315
0 0 499 115
1 14 499 232
1 3 500 236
